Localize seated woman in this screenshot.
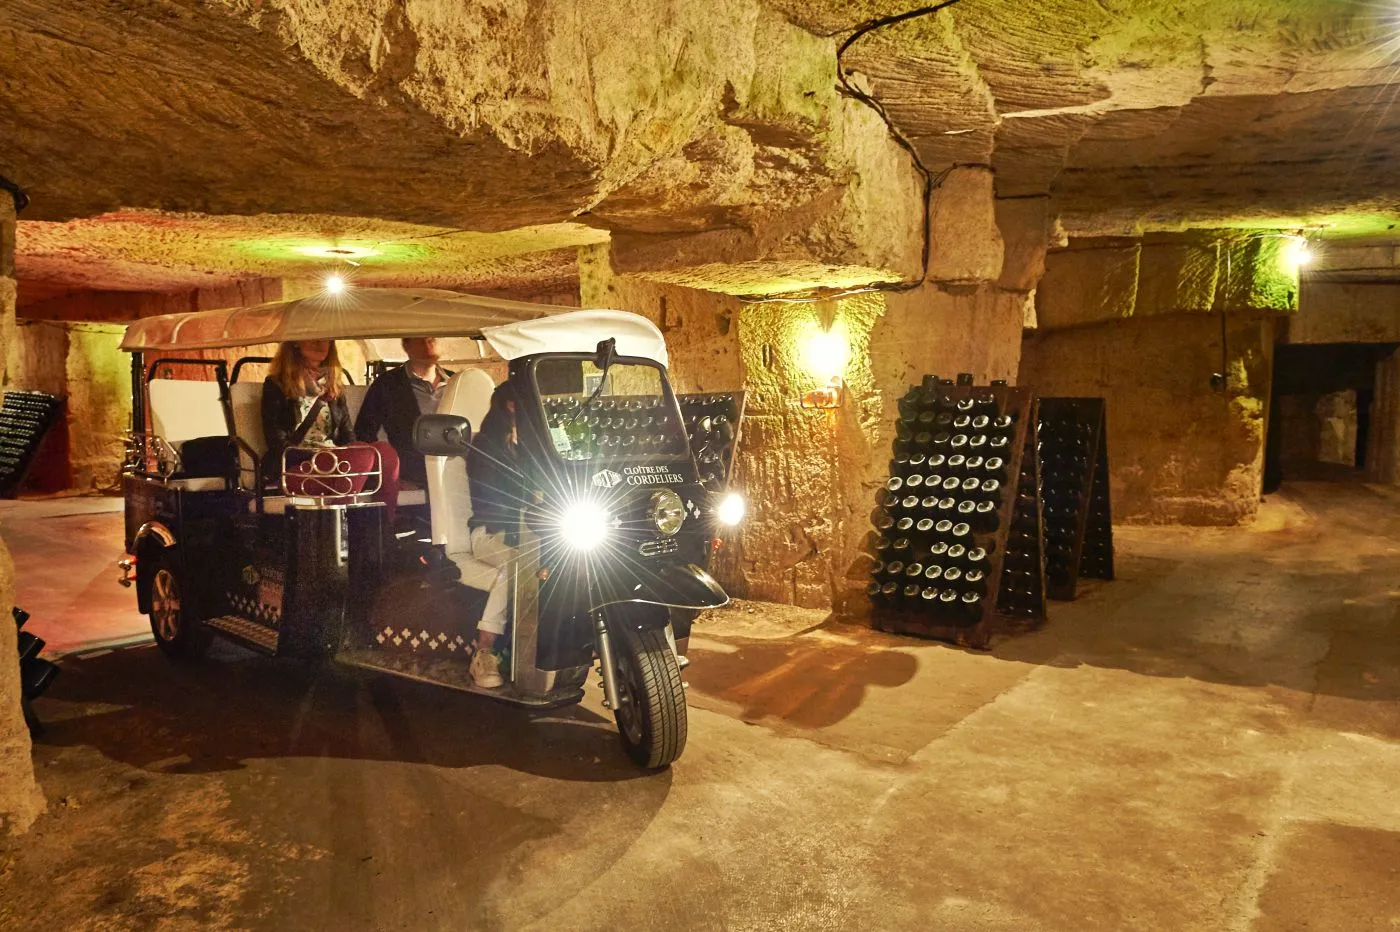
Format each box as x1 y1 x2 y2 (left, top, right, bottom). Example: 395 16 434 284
260 340 401 523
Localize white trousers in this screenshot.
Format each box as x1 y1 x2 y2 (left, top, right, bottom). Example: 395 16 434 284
469 525 515 636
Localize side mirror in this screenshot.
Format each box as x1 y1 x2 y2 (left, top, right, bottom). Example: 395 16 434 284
414 414 472 457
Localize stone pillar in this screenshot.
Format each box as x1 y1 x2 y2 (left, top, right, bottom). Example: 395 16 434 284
0 193 45 834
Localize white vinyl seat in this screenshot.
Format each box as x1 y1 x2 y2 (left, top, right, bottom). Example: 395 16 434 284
147 379 228 468
426 369 499 590
229 381 266 491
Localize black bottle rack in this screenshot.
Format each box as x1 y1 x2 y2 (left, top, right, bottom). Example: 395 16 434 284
0 390 63 498
1037 397 1114 599
678 392 746 490
867 378 1047 649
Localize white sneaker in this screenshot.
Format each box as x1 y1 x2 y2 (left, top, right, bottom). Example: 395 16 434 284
469 649 505 689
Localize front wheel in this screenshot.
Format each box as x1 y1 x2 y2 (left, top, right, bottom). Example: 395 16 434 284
612 624 688 770
147 550 211 659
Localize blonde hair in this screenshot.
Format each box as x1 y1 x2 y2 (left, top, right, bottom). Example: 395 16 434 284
269 341 346 399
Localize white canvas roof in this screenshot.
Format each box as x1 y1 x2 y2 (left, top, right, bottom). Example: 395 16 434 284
120 288 669 365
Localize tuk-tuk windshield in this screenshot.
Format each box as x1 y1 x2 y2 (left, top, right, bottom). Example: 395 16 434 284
534 357 688 461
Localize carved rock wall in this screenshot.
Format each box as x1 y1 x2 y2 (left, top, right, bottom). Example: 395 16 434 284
0 196 45 835
1022 308 1276 525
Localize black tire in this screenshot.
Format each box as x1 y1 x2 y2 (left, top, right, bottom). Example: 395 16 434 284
612 624 688 769
147 550 211 659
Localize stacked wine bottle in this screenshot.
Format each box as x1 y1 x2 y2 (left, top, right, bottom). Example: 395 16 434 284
678 392 746 490
1037 397 1114 598
868 375 1045 646
542 396 684 460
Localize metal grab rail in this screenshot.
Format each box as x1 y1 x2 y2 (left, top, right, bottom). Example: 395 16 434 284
279 444 383 507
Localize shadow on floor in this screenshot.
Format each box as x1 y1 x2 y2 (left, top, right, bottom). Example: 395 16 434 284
685 628 917 730
34 643 657 784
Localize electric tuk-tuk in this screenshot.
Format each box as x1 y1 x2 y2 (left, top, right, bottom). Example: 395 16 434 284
117 288 746 769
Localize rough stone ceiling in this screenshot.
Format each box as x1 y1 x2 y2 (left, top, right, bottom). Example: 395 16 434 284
6 0 1400 300
15 211 605 304
830 0 1400 235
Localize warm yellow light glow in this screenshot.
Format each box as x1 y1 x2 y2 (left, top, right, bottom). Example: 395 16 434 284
324 274 347 295
1282 237 1314 271
801 328 850 382
297 243 382 260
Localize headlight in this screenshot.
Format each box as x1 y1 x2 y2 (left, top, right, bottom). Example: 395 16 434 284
716 492 746 526
559 501 611 551
649 489 685 536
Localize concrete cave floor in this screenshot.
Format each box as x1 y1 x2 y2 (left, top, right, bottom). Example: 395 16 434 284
1 483 1398 931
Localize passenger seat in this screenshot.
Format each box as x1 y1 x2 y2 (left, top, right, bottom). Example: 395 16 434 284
426 370 499 591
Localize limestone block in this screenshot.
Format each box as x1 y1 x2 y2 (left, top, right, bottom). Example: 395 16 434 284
1135 240 1221 317
995 196 1053 293
1019 311 1274 525
605 100 924 296
65 325 131 493
1223 236 1298 314
927 167 1004 284
6 319 68 396
1291 282 1400 344
1036 242 1141 330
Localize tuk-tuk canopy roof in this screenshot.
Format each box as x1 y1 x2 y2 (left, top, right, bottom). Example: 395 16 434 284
119 288 669 365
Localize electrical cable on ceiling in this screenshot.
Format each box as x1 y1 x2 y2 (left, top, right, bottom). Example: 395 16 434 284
734 0 967 305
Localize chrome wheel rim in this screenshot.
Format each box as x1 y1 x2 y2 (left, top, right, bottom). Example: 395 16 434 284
151 568 181 642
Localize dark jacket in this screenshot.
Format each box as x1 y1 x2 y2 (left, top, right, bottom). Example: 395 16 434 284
353 364 451 485
467 432 527 535
260 377 353 484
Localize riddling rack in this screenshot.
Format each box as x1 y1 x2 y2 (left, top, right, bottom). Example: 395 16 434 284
678 392 746 490
0 390 64 498
1037 397 1114 599
867 375 1047 650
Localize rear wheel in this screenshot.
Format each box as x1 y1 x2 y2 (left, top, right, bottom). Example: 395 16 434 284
147 551 210 659
612 625 688 769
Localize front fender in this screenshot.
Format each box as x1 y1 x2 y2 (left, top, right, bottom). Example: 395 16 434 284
591 562 729 613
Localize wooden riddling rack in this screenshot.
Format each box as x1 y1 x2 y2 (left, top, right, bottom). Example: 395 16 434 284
867 380 1116 649
0 390 63 498
868 377 1047 650
1037 397 1115 600
678 392 746 490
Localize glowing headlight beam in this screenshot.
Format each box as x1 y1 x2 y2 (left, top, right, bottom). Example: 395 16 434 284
717 492 746 526
324 274 347 295
558 501 612 550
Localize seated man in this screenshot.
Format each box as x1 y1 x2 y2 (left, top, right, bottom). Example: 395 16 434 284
464 382 528 689
354 337 454 488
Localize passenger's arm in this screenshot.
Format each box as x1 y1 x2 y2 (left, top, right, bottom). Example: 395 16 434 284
331 395 355 446
260 381 293 477
353 379 385 442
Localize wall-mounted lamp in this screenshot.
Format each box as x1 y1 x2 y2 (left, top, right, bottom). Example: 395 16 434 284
1280 235 1315 273
798 325 849 410
801 376 844 410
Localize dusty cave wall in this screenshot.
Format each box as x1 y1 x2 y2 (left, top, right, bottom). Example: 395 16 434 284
581 176 1040 610
0 195 45 834
1021 234 1296 525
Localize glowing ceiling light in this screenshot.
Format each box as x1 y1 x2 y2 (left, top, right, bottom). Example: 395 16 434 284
296 243 382 261
324 274 347 295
